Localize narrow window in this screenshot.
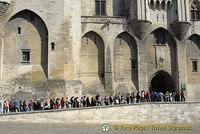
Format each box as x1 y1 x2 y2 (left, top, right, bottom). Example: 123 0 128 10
162 1 165 10
150 0 154 9
95 0 106 15
22 50 30 63
101 1 106 15
156 1 159 10
51 42 55 50
95 1 100 15
192 60 198 71
191 10 195 20
18 27 21 34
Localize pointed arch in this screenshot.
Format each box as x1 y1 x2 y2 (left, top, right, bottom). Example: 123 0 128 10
146 27 178 91
5 9 49 33
3 9 49 80
188 34 200 49
113 32 138 93
80 31 105 95
149 70 176 93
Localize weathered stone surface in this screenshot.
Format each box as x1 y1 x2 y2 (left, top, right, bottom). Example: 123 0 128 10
0 102 200 125
0 0 199 101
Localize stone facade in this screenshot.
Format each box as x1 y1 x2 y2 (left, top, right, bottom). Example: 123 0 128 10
0 0 200 101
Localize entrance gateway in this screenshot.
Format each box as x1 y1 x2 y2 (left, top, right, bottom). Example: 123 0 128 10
149 71 176 93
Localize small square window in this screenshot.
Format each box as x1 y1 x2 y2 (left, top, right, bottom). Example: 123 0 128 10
22 50 30 63
18 27 21 34
192 60 198 72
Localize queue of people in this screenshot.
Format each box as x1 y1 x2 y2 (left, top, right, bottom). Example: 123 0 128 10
0 90 185 114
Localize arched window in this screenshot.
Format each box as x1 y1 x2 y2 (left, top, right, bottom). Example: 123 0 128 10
190 2 200 20
150 0 154 9
162 1 165 10
156 0 160 10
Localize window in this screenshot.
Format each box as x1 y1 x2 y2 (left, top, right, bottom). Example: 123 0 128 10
51 42 55 50
22 50 30 63
95 0 106 15
154 31 166 45
191 10 200 20
18 27 21 34
192 60 198 72
190 3 200 20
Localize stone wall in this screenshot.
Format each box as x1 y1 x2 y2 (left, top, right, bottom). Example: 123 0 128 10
0 0 199 102
0 102 200 125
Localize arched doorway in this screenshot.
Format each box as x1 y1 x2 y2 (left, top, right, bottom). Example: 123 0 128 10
149 71 175 93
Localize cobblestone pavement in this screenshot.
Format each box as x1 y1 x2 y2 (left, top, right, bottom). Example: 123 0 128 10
0 122 199 134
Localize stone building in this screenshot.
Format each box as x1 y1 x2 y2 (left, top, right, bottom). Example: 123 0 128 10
0 0 199 101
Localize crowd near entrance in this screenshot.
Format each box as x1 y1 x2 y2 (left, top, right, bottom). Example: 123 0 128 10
150 71 176 93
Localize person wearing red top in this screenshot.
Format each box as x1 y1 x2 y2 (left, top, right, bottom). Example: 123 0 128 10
9 101 12 113
61 97 65 109
29 100 33 111
147 91 151 102
54 104 57 109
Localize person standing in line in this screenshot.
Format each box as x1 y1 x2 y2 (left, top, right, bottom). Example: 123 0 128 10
91 97 96 106
44 101 50 110
33 99 37 111
41 99 44 110
126 94 130 104
146 91 151 102
136 93 140 103
70 96 74 108
3 101 8 113
49 98 53 110
14 100 19 112
19 101 23 112
83 96 86 107
28 100 33 111
104 96 109 105
131 93 135 103
61 97 65 109
118 93 121 104
0 102 3 114
79 97 83 108
109 95 114 105
56 98 60 109
141 91 145 102
23 100 28 111
181 91 185 101
121 94 125 104
65 97 70 109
